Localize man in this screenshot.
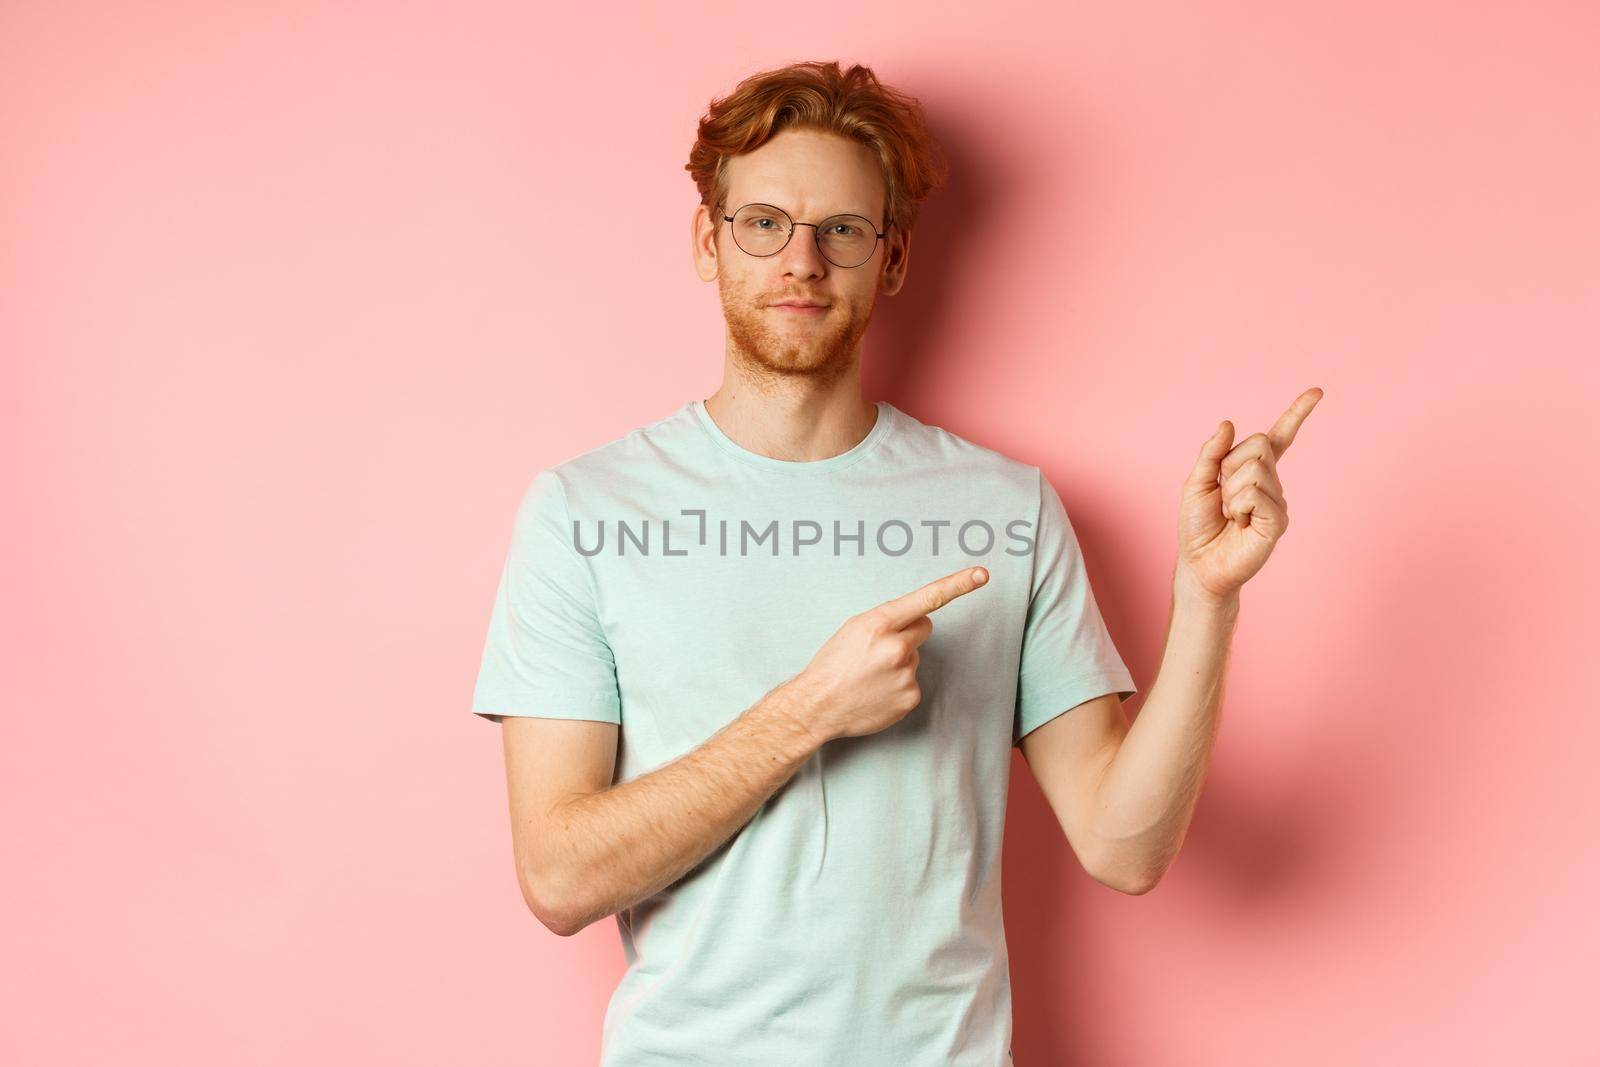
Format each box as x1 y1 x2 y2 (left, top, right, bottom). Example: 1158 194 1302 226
471 60 1321 1066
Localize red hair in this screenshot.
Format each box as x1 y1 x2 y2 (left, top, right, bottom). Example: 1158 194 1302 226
685 60 949 236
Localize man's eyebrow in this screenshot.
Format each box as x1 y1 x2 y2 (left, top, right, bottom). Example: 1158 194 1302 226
739 197 874 219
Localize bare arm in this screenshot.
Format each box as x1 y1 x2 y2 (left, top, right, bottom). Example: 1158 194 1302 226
505 565 989 936
511 681 823 936
1085 565 1238 893
1016 566 1237 895
1022 392 1318 894
1083 394 1314 891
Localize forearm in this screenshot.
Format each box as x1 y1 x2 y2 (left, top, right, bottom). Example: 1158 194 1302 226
537 682 823 935
1090 563 1239 890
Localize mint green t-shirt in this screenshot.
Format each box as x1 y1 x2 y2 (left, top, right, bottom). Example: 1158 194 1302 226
471 399 1136 1066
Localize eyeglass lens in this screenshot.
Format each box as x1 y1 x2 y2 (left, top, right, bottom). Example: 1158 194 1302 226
728 204 878 268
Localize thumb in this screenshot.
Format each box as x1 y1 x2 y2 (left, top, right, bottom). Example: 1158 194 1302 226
1186 419 1235 489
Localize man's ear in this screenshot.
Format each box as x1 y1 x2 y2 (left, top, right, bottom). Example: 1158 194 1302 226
879 226 911 297
692 203 719 282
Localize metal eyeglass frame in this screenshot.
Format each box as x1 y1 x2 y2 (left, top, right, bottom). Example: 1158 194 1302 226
718 202 890 268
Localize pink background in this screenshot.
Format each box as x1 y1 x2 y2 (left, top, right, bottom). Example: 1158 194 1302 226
5 2 1598 1064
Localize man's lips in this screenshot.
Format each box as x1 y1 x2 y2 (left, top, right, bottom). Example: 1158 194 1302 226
769 302 829 313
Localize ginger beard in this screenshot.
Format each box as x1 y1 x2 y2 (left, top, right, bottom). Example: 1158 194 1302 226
716 262 880 389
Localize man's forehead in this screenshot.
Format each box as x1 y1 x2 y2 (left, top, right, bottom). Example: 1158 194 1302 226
723 142 884 218
725 176 883 219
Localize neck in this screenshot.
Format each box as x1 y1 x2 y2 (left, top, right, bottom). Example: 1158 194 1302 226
701 374 878 463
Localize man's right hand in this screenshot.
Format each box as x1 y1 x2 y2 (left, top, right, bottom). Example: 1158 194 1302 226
783 566 990 744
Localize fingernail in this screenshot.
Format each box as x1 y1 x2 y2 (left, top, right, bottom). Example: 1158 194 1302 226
973 568 988 584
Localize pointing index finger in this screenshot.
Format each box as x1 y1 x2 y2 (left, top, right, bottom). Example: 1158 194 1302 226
1268 387 1324 460
875 566 989 629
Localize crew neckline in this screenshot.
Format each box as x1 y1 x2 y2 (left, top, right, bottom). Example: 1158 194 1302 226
690 398 896 473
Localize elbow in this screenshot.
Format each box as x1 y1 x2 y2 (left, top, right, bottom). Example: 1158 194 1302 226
1087 850 1167 897
1111 873 1161 896
537 905 584 939
518 867 587 937
1094 867 1162 896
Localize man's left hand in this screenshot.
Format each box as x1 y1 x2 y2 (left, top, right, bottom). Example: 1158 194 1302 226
1175 387 1324 603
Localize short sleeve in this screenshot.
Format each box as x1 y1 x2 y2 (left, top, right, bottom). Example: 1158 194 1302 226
1013 469 1137 745
470 469 622 725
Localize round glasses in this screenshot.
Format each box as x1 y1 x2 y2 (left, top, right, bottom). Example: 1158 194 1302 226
720 202 888 269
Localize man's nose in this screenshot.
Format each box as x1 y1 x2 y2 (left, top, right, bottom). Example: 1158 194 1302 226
776 223 828 278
